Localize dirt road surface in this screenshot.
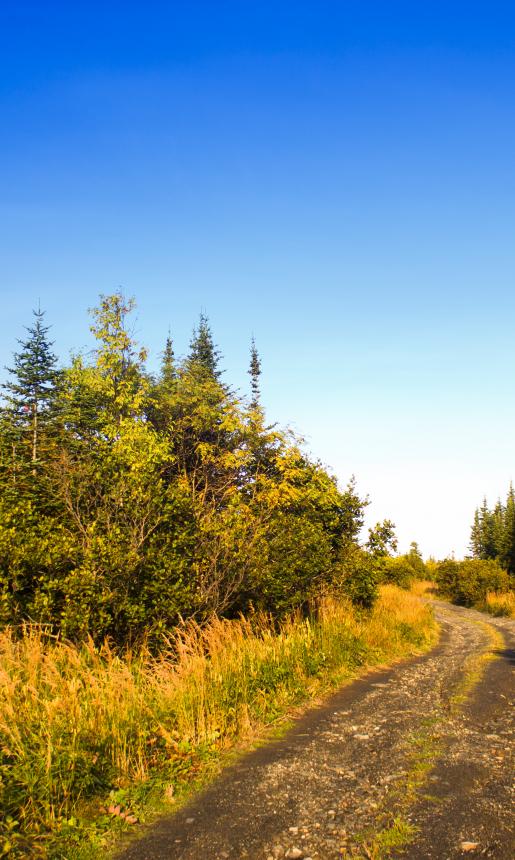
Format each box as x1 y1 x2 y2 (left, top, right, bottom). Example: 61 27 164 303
119 602 514 860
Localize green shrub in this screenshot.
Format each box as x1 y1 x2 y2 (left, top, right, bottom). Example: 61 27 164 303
435 557 511 607
337 547 379 609
256 514 334 616
381 557 417 589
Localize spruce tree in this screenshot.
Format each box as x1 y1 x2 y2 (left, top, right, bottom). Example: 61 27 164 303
161 331 176 385
2 307 60 465
187 313 221 378
492 498 506 559
248 337 262 409
146 330 178 434
469 507 482 557
469 487 515 574
479 498 496 559
500 484 515 574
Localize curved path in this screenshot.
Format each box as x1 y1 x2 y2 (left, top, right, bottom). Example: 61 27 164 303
119 602 514 860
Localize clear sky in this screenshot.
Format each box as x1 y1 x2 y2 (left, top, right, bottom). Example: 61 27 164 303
1 1 514 558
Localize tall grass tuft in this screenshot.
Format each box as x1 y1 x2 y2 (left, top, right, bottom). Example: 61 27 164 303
0 586 434 855
483 589 515 618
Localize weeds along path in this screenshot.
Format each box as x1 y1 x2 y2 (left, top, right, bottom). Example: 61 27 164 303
118 603 514 860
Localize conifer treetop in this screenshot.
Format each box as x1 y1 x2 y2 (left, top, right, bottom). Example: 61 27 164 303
3 307 59 414
161 331 176 384
248 337 261 409
187 312 222 378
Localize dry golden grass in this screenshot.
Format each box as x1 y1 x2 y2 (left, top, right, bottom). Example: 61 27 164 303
0 586 435 854
409 579 437 597
484 590 515 618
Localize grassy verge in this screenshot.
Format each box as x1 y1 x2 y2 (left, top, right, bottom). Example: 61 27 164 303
482 590 515 618
0 585 436 859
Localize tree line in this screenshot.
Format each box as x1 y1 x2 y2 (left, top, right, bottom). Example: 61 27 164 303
432 487 515 610
470 485 515 574
0 293 418 647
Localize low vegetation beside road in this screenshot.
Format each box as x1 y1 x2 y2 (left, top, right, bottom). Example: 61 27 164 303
483 589 515 618
433 557 515 618
0 584 435 858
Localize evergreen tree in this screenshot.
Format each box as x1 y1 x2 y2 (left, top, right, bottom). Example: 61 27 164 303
187 313 221 378
500 484 515 574
145 330 177 434
470 498 497 560
469 487 515 576
481 498 497 558
1 307 59 466
492 498 506 557
248 337 261 409
469 507 482 557
161 331 176 386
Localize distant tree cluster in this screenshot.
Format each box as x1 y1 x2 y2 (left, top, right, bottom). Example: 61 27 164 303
0 294 415 646
470 486 515 574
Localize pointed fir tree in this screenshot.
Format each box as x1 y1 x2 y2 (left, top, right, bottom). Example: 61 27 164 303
492 497 506 559
187 313 221 378
146 330 178 433
2 307 60 465
469 507 482 558
161 330 176 386
479 497 497 559
248 337 262 410
500 484 515 574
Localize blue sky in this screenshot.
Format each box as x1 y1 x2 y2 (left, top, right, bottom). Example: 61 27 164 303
1 1 514 556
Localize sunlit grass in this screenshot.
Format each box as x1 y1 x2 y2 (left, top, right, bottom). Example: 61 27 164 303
483 590 515 618
409 579 437 597
0 586 435 856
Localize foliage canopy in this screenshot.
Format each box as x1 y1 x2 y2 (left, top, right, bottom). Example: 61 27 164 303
0 295 416 645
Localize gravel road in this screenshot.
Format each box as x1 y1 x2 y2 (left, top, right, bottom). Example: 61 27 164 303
118 602 514 860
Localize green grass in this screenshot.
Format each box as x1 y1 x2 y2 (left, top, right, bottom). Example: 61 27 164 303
372 817 418 852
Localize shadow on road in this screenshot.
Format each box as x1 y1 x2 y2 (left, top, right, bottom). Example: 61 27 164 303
493 646 515 665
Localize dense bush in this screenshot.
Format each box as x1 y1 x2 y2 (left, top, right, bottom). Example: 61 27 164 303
380 543 427 589
381 556 418 588
336 546 379 610
435 557 511 607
